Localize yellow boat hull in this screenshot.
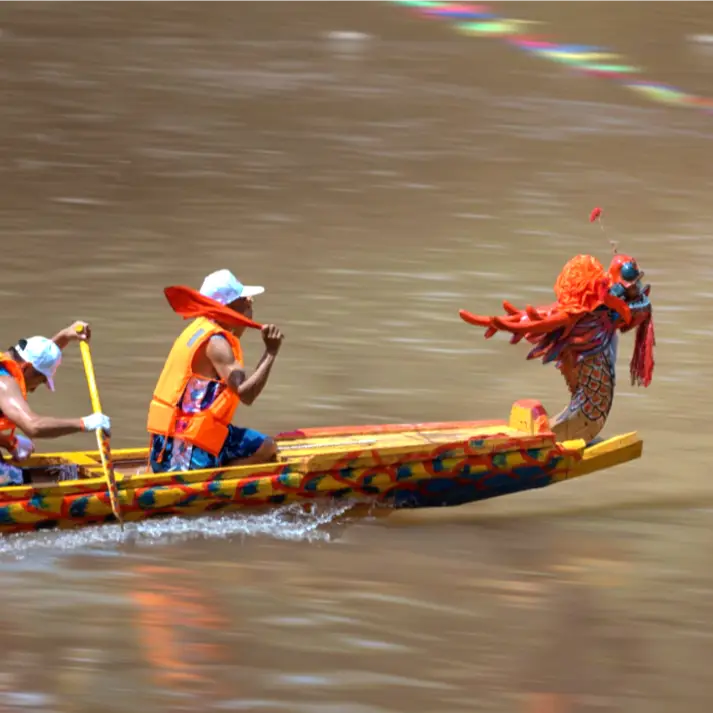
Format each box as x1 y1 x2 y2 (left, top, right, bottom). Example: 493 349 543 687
0 400 642 535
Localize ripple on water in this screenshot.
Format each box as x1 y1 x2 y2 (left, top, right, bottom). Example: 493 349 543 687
215 703 395 713
4 692 56 708
272 671 455 691
339 637 412 652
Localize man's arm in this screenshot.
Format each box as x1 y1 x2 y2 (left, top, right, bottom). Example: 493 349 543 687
0 378 85 438
205 333 279 406
51 321 90 351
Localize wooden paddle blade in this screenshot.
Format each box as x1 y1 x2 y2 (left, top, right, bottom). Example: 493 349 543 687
163 286 262 330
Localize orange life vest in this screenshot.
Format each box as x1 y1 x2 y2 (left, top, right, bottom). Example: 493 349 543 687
146 317 243 456
0 353 27 448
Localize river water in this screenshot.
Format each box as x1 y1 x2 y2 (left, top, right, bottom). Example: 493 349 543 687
1 2 713 711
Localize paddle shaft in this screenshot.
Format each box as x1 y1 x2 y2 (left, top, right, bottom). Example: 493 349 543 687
77 336 124 529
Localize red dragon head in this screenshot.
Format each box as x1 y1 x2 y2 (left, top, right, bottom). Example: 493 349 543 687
459 225 654 388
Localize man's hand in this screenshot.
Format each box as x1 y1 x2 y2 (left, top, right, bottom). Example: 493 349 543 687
52 321 91 351
261 324 284 355
81 412 111 436
64 321 91 342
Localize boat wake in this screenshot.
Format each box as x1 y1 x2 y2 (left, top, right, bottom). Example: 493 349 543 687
0 501 361 562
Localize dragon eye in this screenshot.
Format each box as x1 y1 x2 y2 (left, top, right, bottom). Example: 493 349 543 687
620 261 639 282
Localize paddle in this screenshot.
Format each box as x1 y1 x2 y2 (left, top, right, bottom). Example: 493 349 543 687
163 286 263 330
75 326 124 530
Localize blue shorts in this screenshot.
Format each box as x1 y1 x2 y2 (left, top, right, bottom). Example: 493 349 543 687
150 425 268 473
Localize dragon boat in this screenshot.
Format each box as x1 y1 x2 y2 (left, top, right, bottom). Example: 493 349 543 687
0 223 655 535
0 400 642 535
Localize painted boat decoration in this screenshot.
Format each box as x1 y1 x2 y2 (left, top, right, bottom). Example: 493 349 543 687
0 398 642 535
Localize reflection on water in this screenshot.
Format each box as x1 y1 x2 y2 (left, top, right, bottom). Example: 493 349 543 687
3 508 713 711
1 1 713 710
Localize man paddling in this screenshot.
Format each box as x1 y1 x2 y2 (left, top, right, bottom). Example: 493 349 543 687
147 269 284 473
0 321 112 486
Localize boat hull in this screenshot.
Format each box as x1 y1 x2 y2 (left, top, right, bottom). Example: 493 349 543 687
0 400 643 535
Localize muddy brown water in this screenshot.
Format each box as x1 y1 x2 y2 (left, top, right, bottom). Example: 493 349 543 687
1 2 713 711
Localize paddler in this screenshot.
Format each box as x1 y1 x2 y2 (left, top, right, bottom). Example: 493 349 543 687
147 269 284 473
0 321 112 486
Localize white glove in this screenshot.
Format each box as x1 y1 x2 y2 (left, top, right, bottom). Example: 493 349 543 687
11 434 34 461
81 412 111 433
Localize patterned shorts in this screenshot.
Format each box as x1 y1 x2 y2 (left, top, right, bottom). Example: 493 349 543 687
149 425 269 473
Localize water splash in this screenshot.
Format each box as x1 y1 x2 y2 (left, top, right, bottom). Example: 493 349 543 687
0 501 359 563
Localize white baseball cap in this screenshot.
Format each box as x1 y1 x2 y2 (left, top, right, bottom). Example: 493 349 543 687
15 336 62 391
199 269 265 305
